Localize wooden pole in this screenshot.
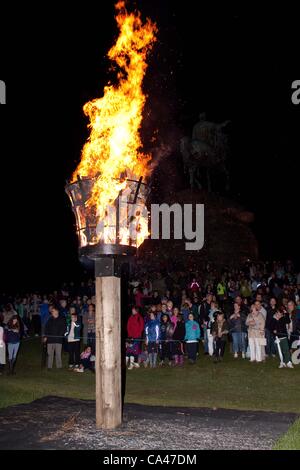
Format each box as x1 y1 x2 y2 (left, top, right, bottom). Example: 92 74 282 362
95 276 122 429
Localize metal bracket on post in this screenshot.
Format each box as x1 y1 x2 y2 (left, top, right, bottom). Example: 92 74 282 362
95 257 122 277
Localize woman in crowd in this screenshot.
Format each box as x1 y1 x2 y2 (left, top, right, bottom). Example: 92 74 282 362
246 304 266 363
212 312 229 362
229 303 247 358
6 315 21 375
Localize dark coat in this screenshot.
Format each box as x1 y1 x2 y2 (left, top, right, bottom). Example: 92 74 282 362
173 320 185 341
45 316 67 344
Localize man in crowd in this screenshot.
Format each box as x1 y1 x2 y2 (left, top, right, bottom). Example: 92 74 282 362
44 306 67 369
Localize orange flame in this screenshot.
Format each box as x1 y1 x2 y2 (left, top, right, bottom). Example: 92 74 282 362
72 1 157 247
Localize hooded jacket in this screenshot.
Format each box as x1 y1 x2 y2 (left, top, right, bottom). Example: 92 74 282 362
145 319 160 342
184 320 200 342
127 313 144 339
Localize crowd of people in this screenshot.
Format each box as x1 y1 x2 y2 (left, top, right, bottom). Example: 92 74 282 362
0 260 300 376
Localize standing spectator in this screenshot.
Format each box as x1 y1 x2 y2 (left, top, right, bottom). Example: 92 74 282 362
159 314 172 366
265 298 277 357
212 312 229 362
40 297 50 335
127 307 144 356
0 314 6 375
59 299 69 319
189 278 200 296
172 313 185 366
246 305 266 363
181 300 192 322
171 307 180 327
271 307 293 368
3 303 17 326
184 312 200 364
199 294 212 354
286 301 297 346
229 304 247 358
216 279 226 305
152 272 166 297
44 306 67 369
134 287 144 309
145 311 159 368
6 316 21 375
83 304 96 354
30 294 41 336
150 290 161 306
65 312 81 369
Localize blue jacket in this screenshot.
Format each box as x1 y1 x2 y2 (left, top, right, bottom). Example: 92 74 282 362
40 303 50 326
184 320 200 342
145 319 160 342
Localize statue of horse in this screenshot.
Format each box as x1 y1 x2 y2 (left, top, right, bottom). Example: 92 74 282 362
180 113 230 192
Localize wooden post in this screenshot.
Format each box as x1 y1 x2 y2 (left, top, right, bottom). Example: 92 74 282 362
95 276 122 429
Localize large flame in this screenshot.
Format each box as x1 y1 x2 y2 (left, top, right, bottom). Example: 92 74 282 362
72 1 157 247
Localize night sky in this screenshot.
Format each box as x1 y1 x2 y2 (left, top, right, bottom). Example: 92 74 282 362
0 1 299 292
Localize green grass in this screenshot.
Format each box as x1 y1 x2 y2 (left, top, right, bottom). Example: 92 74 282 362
0 337 299 415
273 419 300 450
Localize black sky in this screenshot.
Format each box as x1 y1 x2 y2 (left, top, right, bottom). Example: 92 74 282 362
0 1 299 291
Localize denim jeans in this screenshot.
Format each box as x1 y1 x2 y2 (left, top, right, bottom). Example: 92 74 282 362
8 343 20 360
232 332 247 353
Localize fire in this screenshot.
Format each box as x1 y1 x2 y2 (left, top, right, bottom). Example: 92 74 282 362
72 1 157 248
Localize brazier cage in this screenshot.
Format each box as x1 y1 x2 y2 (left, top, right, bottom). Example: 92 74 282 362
65 175 149 261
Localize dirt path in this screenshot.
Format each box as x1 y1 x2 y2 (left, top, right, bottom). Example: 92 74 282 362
0 396 297 450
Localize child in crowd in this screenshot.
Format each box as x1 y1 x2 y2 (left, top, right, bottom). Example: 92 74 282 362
159 314 173 366
172 313 185 366
184 312 200 364
74 346 95 373
65 312 81 369
145 311 159 368
126 339 140 370
138 345 149 368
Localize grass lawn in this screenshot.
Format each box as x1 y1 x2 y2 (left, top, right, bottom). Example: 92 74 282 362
273 419 300 450
0 337 299 415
